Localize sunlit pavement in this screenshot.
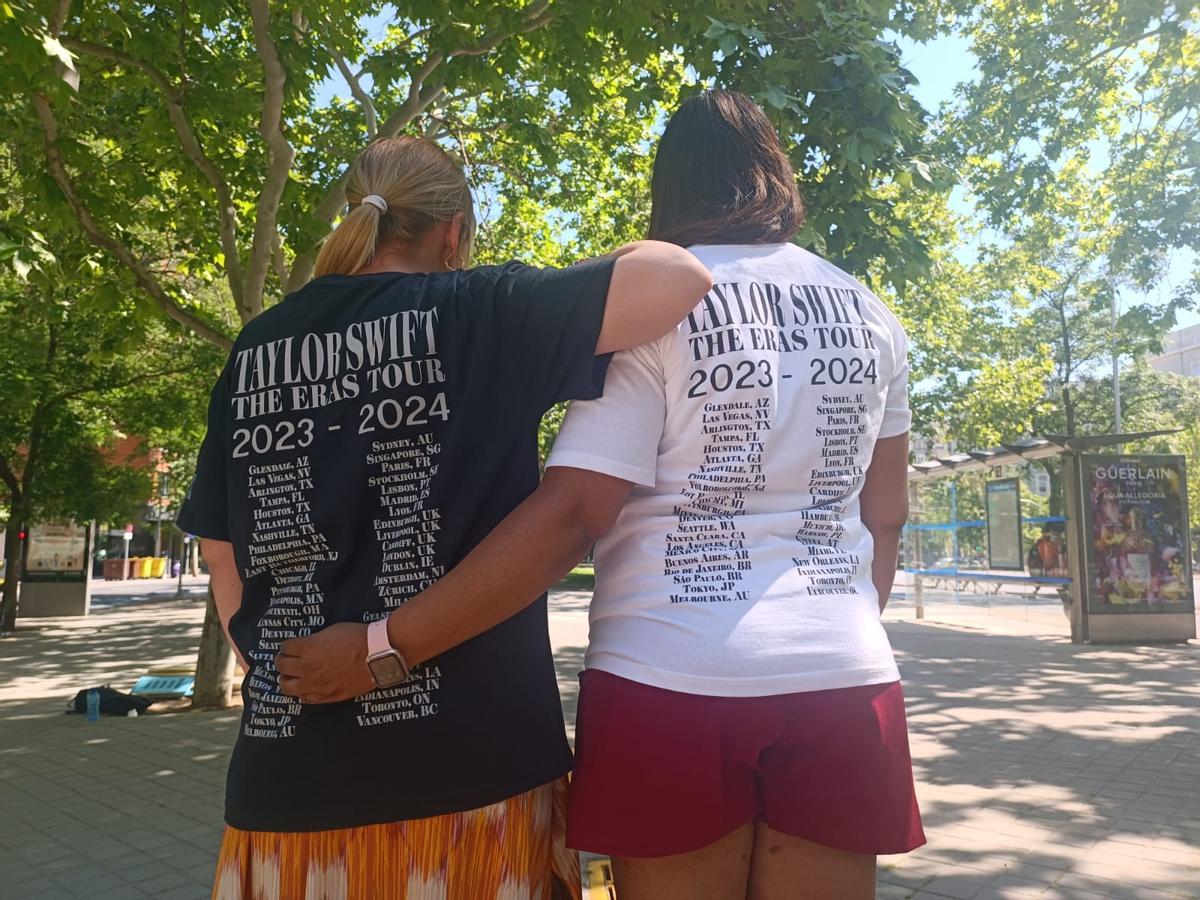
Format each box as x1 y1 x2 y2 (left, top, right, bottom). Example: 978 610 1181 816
0 583 1197 899
87 576 211 610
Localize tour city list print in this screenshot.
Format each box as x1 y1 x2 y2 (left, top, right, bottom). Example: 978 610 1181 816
667 278 879 603
228 308 448 739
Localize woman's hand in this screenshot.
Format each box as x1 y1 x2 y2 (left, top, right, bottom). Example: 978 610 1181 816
275 622 376 704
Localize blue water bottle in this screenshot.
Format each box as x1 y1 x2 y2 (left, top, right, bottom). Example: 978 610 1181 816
85 689 100 722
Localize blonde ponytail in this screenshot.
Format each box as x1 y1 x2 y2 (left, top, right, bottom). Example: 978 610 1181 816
314 136 477 278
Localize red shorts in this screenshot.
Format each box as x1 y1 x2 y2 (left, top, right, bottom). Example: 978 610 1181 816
567 671 925 858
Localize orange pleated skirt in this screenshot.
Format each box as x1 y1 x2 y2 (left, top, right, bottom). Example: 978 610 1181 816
212 778 580 900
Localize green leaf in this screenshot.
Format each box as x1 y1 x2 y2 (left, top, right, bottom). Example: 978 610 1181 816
765 84 789 110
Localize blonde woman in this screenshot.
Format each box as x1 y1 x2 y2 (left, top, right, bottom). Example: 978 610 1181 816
179 135 711 898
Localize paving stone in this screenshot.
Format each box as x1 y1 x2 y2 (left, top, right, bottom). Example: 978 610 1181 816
136 870 197 893
4 591 1200 898
1106 886 1188 900
919 875 992 899
120 860 175 884
879 867 937 890
154 886 212 900
52 871 132 895
89 888 152 900
9 888 74 900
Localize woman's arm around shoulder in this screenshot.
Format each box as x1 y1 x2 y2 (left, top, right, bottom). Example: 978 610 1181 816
274 467 633 704
860 433 910 612
596 240 712 354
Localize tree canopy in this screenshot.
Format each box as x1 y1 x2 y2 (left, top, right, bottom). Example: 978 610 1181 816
3 0 1196 468
0 218 220 630
2 0 1198 686
4 0 948 353
895 0 1199 446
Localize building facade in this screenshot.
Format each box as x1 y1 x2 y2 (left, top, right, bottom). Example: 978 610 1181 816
1147 323 1200 377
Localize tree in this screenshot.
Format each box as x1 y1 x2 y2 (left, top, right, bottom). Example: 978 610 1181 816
4 0 955 699
0 127 225 630
882 190 1053 448
901 1 1198 457
943 1 1199 379
0 241 221 633
962 161 1191 440
4 1 948 346
938 0 1198 269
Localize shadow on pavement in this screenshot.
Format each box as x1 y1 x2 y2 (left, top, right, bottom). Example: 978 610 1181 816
3 595 1198 898
883 621 1200 898
0 597 210 723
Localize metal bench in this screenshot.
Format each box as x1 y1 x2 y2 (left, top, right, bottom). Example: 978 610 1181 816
908 567 1071 597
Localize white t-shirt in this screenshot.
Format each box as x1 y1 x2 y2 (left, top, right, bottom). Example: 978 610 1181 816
547 243 911 697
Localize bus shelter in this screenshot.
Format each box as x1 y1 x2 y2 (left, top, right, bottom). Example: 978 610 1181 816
906 432 1196 644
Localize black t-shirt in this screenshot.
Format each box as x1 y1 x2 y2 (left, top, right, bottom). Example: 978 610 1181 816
177 260 613 831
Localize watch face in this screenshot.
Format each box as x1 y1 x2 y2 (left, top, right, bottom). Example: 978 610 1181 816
367 654 407 687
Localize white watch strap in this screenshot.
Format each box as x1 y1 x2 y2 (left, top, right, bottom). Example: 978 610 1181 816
367 618 392 657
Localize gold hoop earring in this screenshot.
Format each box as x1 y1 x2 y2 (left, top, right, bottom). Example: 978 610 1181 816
445 253 457 270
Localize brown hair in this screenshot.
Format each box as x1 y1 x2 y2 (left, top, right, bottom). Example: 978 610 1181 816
647 90 804 247
315 136 477 277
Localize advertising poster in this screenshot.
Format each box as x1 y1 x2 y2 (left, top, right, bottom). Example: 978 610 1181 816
26 522 88 575
1083 455 1194 614
986 478 1024 571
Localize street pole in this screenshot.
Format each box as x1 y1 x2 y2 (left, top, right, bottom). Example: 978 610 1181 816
122 527 131 579
176 534 186 598
153 472 169 562
1113 291 1122 437
909 482 925 620
950 480 959 571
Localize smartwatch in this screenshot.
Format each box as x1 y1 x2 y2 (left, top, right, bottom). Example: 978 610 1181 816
366 618 412 688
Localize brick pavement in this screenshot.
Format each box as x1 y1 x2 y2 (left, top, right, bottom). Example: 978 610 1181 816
0 587 1197 898
878 616 1200 899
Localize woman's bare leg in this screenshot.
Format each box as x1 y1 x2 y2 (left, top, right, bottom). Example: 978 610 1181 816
612 822 755 900
747 822 875 900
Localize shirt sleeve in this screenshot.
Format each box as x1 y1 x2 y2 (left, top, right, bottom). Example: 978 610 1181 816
545 340 667 488
176 359 233 540
482 259 615 411
878 317 912 439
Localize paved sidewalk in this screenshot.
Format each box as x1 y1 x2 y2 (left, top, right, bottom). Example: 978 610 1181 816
0 591 226 900
0 587 1197 899
879 621 1200 899
87 576 211 611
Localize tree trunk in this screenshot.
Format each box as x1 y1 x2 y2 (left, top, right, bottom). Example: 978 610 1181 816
1048 466 1065 519
191 585 235 709
0 516 23 634
1063 384 1077 438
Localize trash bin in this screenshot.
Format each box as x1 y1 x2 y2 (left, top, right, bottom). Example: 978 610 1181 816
150 557 168 578
103 558 127 580
135 557 153 579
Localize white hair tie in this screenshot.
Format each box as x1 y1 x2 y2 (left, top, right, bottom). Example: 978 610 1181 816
361 194 388 213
